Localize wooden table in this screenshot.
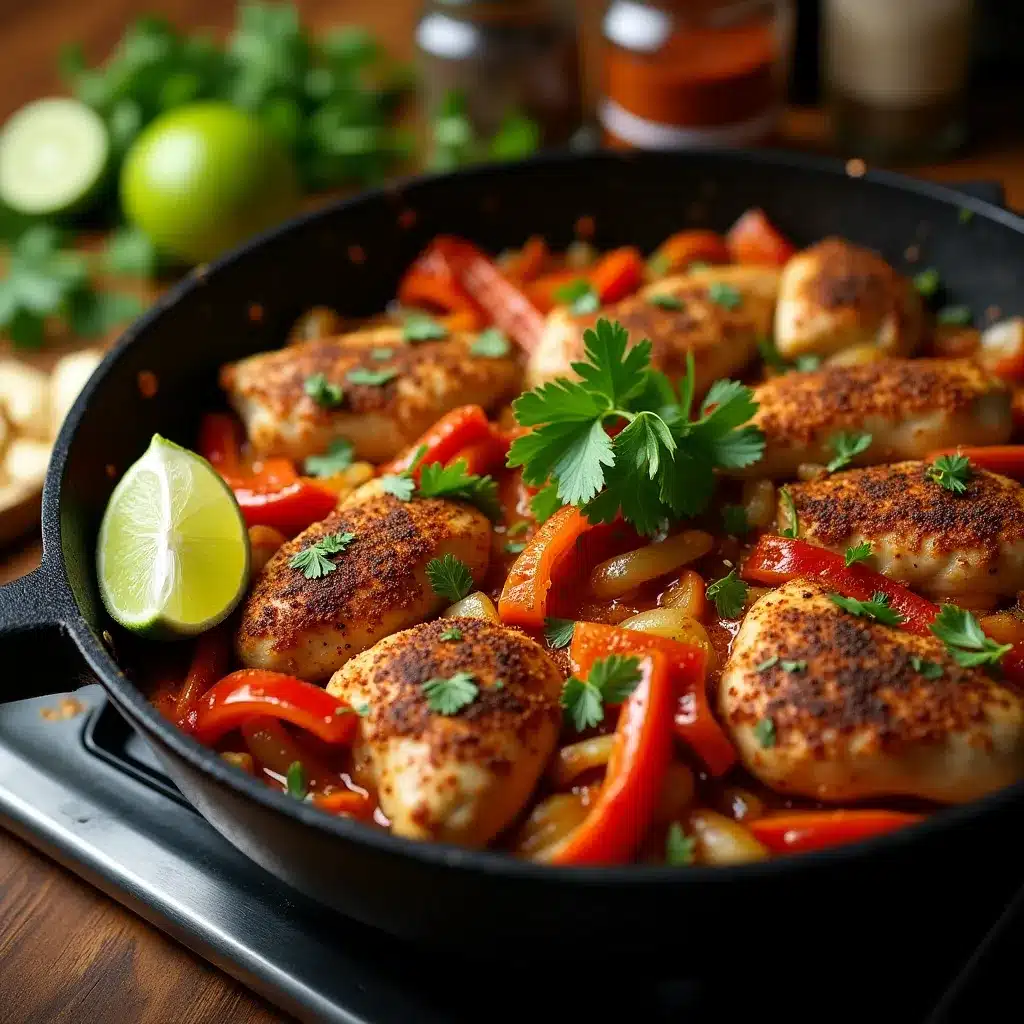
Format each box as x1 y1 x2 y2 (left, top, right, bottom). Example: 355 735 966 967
2 2 1023 1020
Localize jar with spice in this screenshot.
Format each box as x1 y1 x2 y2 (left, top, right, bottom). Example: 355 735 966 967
599 0 795 150
415 0 582 167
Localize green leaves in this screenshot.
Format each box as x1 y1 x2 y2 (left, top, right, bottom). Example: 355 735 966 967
560 654 642 731
543 617 576 650
439 626 463 642
754 718 776 748
706 570 748 619
827 431 872 472
422 671 478 715
288 531 356 578
778 488 799 538
416 459 500 520
829 591 905 627
428 88 540 171
937 305 972 326
707 281 741 310
926 453 971 494
665 822 696 866
930 605 1012 669
508 317 764 535
647 292 684 311
102 225 160 277
844 541 873 567
380 473 415 501
426 553 474 602
304 373 343 407
554 277 599 315
470 328 511 358
913 268 940 298
286 760 307 800
346 367 397 387
403 314 447 342
304 439 354 477
910 656 943 680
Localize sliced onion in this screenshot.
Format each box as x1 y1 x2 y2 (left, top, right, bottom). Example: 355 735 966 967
589 531 713 600
443 591 499 621
659 569 706 619
741 479 776 529
549 734 616 789
688 809 769 865
619 607 715 665
514 793 591 860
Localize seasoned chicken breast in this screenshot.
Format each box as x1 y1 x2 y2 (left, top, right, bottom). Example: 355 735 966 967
220 325 521 463
327 617 563 846
748 358 1012 479
236 487 492 681
774 239 924 360
720 579 1024 803
527 265 779 393
780 462 1024 603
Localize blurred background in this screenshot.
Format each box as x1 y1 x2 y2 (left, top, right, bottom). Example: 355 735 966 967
0 0 1023 548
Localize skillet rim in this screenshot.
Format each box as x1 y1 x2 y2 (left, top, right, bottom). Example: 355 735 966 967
46 145 1024 885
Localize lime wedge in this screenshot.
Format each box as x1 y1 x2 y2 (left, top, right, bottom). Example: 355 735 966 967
97 434 249 637
0 97 109 216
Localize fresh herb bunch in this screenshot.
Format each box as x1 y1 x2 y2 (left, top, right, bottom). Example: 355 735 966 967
429 89 540 172
507 318 765 535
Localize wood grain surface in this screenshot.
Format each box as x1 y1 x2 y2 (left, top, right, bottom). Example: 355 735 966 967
0 1 1021 1021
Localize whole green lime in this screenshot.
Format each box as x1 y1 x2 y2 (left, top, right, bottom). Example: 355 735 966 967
120 102 300 265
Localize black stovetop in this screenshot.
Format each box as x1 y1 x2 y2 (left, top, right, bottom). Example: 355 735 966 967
0 683 1019 1024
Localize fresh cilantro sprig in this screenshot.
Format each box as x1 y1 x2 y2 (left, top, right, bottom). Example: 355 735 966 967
845 541 873 566
422 671 478 715
416 460 500 520
289 532 356 578
507 318 765 535
827 431 872 472
560 654 642 731
927 454 971 494
829 591 904 627
304 373 343 407
930 605 1012 669
346 367 397 387
543 617 575 649
554 278 600 315
910 655 943 679
404 314 447 342
470 328 511 357
426 553 474 602
304 439 354 477
439 626 463 642
706 569 748 619
665 822 696 866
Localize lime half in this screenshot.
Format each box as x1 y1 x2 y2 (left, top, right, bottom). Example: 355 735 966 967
97 434 249 637
0 98 109 216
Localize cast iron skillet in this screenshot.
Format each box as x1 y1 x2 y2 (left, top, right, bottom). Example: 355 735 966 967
4 149 1024 963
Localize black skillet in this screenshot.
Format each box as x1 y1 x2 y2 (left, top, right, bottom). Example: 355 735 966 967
4 149 1024 966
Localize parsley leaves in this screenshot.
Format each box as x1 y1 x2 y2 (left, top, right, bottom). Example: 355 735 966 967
707 281 742 310
289 532 356 578
706 569 748 619
426 553 474 602
665 822 696 866
304 373 343 407
778 487 799 538
930 605 1012 668
829 591 905 627
910 655 943 680
827 431 872 472
927 453 971 494
286 761 307 800
543 617 576 649
404 314 447 342
416 459 500 519
561 654 643 731
844 541 873 567
304 439 354 477
507 318 765 535
346 367 397 387
470 328 511 357
422 671 478 715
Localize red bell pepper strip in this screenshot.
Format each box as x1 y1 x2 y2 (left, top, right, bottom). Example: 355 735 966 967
377 405 493 478
498 506 638 630
198 413 243 475
398 243 482 319
726 208 796 266
648 230 730 276
569 621 735 777
193 670 360 746
228 469 338 535
449 425 511 477
503 235 550 284
589 247 644 303
175 627 232 732
748 810 924 854
926 446 1024 481
312 790 377 819
240 716 346 794
548 652 675 865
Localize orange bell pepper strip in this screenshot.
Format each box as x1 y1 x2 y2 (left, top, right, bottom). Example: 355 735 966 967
498 506 639 630
312 790 377 819
175 627 232 732
726 208 796 266
193 670 360 746
503 235 550 284
398 243 482 319
748 810 924 854
648 230 730 276
569 621 735 776
441 309 485 332
589 247 644 303
449 425 511 477
926 446 1024 481
548 652 675 865
377 405 493 478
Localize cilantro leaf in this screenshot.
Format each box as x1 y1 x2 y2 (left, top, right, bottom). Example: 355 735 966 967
827 431 872 472
439 626 463 641
910 656 943 680
706 569 748 619
555 277 599 315
304 373 343 407
647 293 684 311
426 553 474 602
665 822 696 866
470 328 510 358
829 591 905 627
930 605 1012 668
926 454 971 494
304 439 354 477
722 505 749 537
346 367 397 387
289 532 356 578
422 671 478 715
560 654 642 730
937 305 972 326
707 425 766 470
510 417 613 507
380 473 415 501
614 410 677 480
699 379 758 433
845 541 873 566
754 718 776 748
779 488 799 538
543 617 575 649
416 459 500 520
707 281 741 310
404 314 447 342
572 318 651 409
913 268 941 298
529 482 562 524
560 676 604 731
286 761 307 800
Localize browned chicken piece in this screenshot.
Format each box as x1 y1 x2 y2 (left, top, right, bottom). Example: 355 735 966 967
235 485 492 681
220 325 521 463
774 239 924 360
327 617 563 846
526 265 779 393
780 462 1024 603
720 579 1024 804
747 358 1012 479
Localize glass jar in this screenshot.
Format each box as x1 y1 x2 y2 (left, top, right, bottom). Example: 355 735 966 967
599 0 795 150
416 0 582 165
824 0 973 165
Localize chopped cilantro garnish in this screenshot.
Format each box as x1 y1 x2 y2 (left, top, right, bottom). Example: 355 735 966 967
439 626 463 642
707 281 741 310
560 654 642 731
827 431 872 472
845 541 873 567
304 439 354 477
756 656 779 672
422 672 478 715
470 328 511 358
665 822 696 866
926 453 971 494
346 367 397 387
647 293 684 311
304 373 343 407
930 605 1012 669
425 553 474 602
780 659 807 673
913 268 941 298
504 541 526 554
416 459 500 519
380 473 415 501
371 347 394 360
289 532 356 578
829 591 905 627
554 278 600 316
706 569 748 619
403 314 447 342
754 718 776 748
910 656 943 680
543 617 576 649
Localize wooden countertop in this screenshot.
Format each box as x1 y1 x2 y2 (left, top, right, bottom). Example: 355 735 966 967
2 2 1023 1020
